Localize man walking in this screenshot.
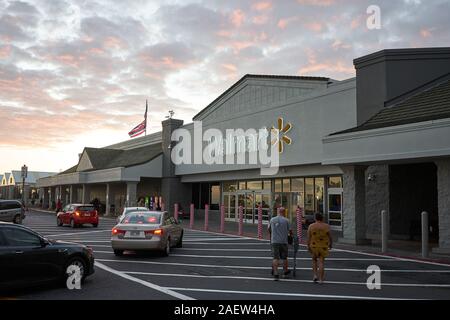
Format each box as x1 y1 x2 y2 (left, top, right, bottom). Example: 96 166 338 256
307 213 332 284
268 207 291 281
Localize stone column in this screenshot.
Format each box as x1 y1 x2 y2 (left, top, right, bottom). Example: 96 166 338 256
126 182 138 207
433 159 450 254
161 118 192 213
43 187 49 208
48 187 53 209
105 183 114 216
82 184 90 204
69 185 74 203
339 165 371 245
23 185 30 206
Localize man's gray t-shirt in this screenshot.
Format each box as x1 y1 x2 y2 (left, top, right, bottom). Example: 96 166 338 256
269 215 290 244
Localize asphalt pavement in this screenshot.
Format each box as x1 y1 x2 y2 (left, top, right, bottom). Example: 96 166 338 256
3 209 450 300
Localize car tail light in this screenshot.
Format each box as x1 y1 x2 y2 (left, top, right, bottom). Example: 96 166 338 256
112 228 126 236
144 229 163 236
75 211 81 217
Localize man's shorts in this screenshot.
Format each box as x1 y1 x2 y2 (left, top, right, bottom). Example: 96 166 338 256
272 243 288 260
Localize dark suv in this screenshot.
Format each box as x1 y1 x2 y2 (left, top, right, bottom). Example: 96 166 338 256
0 200 26 224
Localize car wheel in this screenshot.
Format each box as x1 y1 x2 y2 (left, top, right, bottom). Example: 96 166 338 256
57 217 63 226
64 256 86 285
13 214 22 224
175 232 183 248
162 238 171 256
70 219 76 228
113 249 123 256
93 223 98 228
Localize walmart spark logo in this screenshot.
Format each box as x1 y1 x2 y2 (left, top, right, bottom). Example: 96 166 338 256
271 117 292 153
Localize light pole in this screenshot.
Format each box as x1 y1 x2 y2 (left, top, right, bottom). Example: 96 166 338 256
21 164 28 205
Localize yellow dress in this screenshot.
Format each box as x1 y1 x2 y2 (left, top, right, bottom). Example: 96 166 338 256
309 228 330 258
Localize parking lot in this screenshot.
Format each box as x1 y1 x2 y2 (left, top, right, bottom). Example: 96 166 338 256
4 210 450 300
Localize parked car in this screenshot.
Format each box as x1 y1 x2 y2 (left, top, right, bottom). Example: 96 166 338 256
0 200 26 224
57 204 99 228
0 222 95 290
116 206 150 223
111 210 183 257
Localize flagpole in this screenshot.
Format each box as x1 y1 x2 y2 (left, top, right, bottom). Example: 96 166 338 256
145 99 148 136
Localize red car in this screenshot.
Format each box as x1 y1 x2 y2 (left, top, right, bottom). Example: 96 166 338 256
57 204 99 228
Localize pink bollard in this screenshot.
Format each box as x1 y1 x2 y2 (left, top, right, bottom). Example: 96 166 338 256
238 205 244 236
174 203 179 222
220 204 225 233
204 204 209 231
189 203 194 229
257 205 263 239
296 206 303 243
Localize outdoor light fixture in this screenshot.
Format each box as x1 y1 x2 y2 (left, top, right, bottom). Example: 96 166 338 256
368 174 377 182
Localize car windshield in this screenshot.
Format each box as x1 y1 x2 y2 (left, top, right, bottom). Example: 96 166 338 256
121 212 161 225
77 206 95 212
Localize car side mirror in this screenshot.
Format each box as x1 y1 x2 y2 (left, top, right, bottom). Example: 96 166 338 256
40 238 50 247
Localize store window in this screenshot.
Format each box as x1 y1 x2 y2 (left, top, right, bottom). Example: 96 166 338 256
210 184 220 210
305 178 314 214
282 179 290 192
238 181 246 190
274 179 282 192
223 181 237 192
263 180 271 191
315 178 324 214
247 181 262 190
291 178 304 192
328 176 342 188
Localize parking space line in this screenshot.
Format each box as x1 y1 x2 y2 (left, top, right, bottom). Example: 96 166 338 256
96 259 450 273
94 261 195 300
124 271 450 288
164 287 410 300
45 230 111 237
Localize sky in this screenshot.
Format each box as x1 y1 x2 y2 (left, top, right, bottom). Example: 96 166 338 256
0 0 449 173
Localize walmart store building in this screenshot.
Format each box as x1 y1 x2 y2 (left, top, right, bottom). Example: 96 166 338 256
37 48 450 253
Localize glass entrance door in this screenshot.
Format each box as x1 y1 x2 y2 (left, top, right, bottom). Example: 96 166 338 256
224 193 237 221
328 188 343 230
224 191 271 224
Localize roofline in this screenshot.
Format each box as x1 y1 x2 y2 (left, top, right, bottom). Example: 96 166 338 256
193 74 330 120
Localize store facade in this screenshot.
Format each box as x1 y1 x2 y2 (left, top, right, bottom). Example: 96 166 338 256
37 47 450 253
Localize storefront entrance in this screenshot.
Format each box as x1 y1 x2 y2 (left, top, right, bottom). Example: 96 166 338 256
223 191 271 224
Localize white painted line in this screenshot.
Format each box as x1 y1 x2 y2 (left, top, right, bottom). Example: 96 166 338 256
185 242 269 245
96 259 450 273
184 237 262 242
124 271 450 288
45 230 111 237
164 287 412 300
178 248 276 252
187 228 450 267
169 254 393 261
83 244 111 248
65 240 111 243
94 261 195 300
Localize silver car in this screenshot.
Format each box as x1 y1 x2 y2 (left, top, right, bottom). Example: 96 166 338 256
116 207 149 223
111 211 183 256
0 200 25 224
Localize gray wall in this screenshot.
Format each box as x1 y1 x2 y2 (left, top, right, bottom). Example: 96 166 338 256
176 77 356 176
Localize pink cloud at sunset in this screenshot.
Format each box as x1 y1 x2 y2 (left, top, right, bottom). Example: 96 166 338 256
0 0 449 173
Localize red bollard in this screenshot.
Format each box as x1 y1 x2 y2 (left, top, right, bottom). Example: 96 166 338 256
174 203 179 222
189 203 194 229
257 205 263 239
220 204 225 233
238 205 244 236
296 206 303 243
204 204 209 231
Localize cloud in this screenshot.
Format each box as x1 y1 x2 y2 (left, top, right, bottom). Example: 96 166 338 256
0 0 449 172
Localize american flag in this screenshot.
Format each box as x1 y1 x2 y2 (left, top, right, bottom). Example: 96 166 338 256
128 101 148 138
